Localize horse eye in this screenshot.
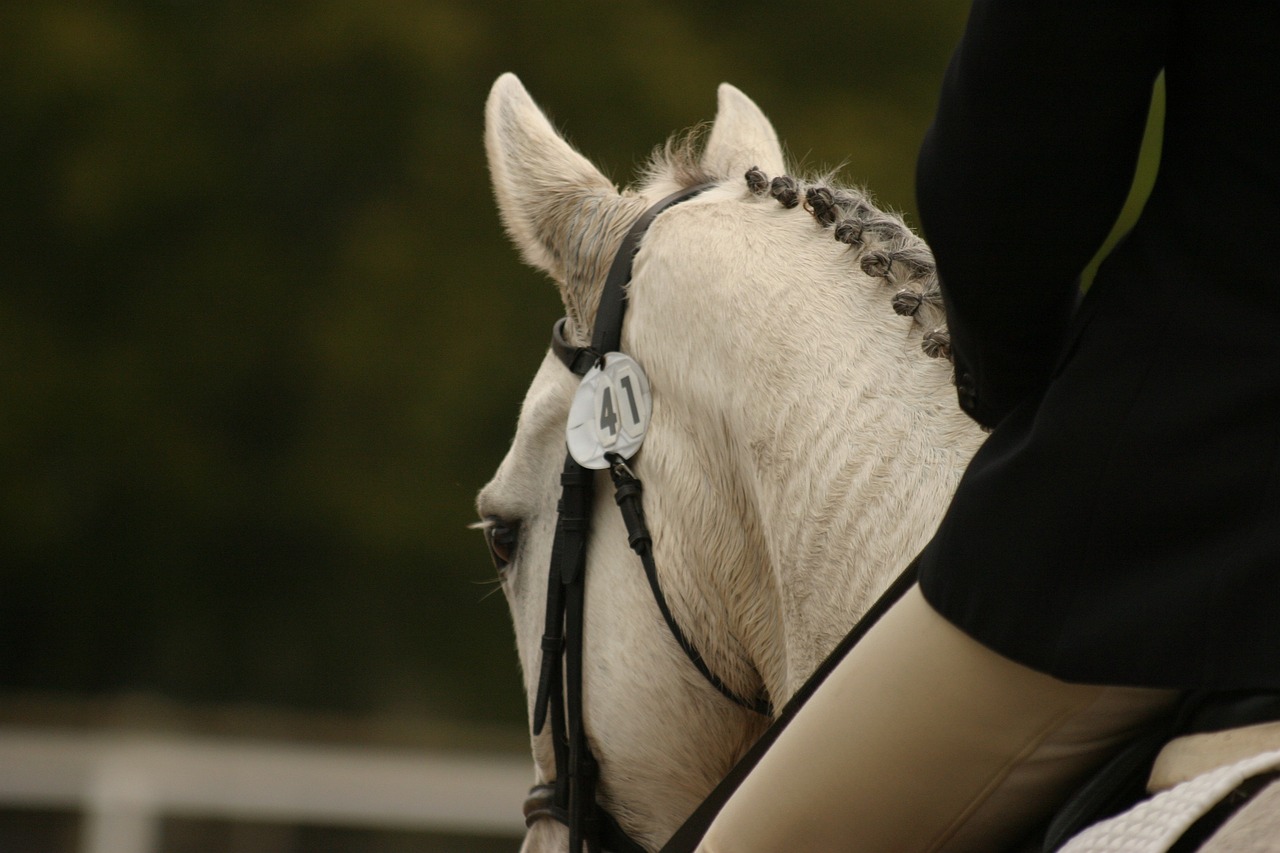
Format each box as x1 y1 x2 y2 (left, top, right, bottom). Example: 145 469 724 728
482 517 521 572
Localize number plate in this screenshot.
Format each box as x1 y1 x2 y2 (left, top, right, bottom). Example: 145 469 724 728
566 353 652 469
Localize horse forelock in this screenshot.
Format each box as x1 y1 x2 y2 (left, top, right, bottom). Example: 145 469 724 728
640 126 721 195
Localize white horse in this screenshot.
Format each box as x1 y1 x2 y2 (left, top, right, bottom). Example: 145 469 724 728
476 73 1280 852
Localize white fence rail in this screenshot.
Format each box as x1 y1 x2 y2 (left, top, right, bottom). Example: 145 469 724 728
0 727 530 853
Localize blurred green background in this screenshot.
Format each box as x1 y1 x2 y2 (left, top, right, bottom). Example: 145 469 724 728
0 1 973 734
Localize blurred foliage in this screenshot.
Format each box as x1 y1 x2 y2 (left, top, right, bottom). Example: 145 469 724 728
0 0 970 727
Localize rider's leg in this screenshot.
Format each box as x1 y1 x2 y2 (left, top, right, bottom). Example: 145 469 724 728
696 585 1178 853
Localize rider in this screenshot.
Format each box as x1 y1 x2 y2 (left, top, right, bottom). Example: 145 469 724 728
695 0 1280 850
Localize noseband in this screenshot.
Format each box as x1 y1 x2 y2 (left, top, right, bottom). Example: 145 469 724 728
525 183 772 853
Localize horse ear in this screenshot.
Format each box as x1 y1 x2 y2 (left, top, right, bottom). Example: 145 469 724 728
702 84 786 179
485 73 623 284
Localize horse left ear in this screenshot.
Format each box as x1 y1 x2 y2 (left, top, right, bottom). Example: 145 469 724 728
485 73 624 283
702 84 787 179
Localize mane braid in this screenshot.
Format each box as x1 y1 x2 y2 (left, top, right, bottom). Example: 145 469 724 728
743 168 953 362
769 176 800 209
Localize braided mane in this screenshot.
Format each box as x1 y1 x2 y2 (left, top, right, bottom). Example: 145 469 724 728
641 131 951 361
745 166 952 361
645 131 947 361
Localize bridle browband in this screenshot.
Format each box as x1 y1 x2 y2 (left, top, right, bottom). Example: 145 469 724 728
526 182 771 853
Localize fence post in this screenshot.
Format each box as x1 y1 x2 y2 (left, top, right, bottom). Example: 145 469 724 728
82 758 160 853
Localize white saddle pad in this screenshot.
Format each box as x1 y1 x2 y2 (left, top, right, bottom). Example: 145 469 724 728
1059 748 1280 852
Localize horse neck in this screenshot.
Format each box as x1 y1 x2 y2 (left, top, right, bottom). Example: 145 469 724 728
731 313 982 697
631 196 984 700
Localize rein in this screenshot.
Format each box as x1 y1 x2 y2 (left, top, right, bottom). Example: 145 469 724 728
526 183 771 853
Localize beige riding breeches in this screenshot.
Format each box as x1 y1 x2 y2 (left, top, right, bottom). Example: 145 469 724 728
696 586 1178 853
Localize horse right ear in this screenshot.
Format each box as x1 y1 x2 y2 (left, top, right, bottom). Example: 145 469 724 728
702 83 786 180
485 74 624 289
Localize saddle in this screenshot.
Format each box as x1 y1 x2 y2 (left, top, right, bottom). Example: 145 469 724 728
1035 691 1280 852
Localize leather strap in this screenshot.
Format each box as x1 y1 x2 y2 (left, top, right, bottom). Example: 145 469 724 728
591 183 717 355
552 317 600 377
609 458 772 715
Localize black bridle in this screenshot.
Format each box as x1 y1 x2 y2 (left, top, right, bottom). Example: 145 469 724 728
524 183 772 853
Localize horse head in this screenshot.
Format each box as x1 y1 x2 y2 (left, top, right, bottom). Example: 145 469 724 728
477 72 984 851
